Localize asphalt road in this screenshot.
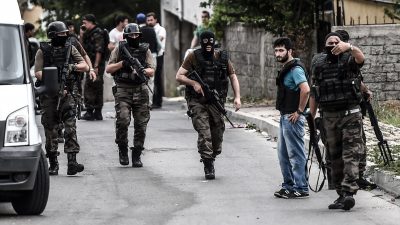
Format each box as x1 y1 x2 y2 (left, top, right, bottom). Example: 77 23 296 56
1 99 399 225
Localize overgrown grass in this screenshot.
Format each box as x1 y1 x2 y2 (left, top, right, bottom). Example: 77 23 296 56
371 100 400 127
369 145 400 175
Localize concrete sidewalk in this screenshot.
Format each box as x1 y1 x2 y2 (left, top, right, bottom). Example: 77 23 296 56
222 104 400 198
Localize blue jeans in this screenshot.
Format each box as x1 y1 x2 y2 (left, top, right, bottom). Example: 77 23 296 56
277 114 308 193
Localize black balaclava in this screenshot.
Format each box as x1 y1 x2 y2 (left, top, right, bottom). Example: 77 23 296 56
51 35 68 47
324 32 343 63
127 36 140 48
200 31 215 60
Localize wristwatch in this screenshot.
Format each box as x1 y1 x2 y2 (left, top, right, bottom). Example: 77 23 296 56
349 43 354 51
296 109 303 115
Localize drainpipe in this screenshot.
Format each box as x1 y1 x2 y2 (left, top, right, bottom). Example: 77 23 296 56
178 0 184 63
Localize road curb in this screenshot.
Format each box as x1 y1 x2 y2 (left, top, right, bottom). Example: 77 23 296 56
373 169 400 197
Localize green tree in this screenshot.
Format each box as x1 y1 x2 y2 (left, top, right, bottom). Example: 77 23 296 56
385 0 400 21
201 0 315 61
30 0 160 30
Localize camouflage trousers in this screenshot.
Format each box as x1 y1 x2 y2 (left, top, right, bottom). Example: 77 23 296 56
84 65 104 111
321 110 363 194
324 120 367 188
187 98 225 160
40 93 79 155
114 85 150 150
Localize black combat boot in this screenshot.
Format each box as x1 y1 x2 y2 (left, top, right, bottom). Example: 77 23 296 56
328 195 344 209
328 192 355 210
356 173 377 190
203 159 215 180
342 192 355 210
118 145 129 166
67 153 85 175
82 109 95 121
94 108 103 120
130 147 143 167
47 153 59 176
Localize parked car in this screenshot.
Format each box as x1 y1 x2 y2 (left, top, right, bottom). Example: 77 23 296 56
0 0 49 215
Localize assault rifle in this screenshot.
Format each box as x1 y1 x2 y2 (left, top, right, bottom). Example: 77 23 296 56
188 70 235 128
57 39 72 111
120 44 153 94
305 113 326 192
362 93 394 165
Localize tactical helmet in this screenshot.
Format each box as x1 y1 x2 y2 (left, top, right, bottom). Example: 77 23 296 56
47 21 68 39
123 23 141 39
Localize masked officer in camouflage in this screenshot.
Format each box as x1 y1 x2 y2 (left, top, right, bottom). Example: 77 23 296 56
34 21 88 175
80 14 106 120
334 29 377 190
176 31 241 180
310 32 365 210
105 23 155 167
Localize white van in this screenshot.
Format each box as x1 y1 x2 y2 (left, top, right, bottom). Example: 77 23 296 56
0 0 49 215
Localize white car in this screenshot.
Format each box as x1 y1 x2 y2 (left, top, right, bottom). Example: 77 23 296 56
0 0 49 215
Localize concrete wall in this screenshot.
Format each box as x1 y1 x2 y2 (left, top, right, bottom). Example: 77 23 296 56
334 24 400 101
223 23 278 99
224 23 400 102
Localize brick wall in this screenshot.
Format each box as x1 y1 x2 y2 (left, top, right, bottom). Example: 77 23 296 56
334 25 400 101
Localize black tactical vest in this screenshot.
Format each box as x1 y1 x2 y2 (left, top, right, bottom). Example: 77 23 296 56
312 52 362 111
82 26 103 61
276 59 308 114
186 49 229 100
113 41 149 85
41 42 74 86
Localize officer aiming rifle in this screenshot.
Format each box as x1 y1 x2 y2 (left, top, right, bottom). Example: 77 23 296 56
188 70 236 128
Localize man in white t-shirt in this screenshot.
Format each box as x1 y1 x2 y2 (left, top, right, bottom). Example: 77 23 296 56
108 15 129 52
146 12 166 108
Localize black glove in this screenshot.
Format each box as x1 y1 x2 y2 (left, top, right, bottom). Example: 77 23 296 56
122 60 131 70
34 80 42 87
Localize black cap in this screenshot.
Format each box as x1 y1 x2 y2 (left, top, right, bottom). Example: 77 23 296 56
324 32 343 42
82 14 97 24
334 30 349 42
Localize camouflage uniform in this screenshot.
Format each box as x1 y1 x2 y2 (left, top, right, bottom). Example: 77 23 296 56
34 45 84 156
81 26 105 114
108 41 155 155
181 49 234 160
311 51 364 195
187 97 225 159
320 111 363 193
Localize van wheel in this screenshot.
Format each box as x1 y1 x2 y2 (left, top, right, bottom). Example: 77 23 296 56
12 151 50 215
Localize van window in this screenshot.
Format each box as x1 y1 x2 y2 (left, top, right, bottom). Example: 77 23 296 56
0 24 24 84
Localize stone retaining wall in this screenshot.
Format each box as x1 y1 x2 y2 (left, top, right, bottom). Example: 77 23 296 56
224 23 400 101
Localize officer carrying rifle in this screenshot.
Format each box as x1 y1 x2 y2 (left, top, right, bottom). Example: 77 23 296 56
34 21 88 176
176 31 241 180
106 23 155 168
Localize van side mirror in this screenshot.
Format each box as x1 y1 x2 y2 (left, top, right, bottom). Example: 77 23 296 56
34 67 59 97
